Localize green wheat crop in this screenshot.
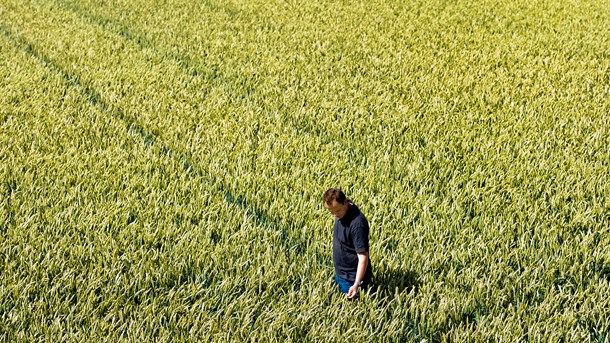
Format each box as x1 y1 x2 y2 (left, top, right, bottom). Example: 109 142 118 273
1 0 609 341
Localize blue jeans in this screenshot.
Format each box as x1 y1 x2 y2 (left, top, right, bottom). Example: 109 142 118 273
335 275 353 293
335 275 369 294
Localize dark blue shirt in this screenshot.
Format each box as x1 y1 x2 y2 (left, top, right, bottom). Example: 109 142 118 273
333 203 373 283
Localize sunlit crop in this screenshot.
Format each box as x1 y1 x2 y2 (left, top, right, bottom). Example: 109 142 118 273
1 0 609 341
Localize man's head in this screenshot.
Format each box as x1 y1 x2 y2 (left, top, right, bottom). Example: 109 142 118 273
323 188 350 219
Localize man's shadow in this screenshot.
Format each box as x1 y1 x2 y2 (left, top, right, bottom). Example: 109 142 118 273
368 267 420 298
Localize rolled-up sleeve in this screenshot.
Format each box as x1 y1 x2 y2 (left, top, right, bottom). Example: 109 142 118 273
352 222 369 253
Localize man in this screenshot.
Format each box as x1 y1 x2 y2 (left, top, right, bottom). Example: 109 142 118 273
323 188 373 299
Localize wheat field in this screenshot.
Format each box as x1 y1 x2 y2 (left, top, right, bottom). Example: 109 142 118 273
1 0 609 341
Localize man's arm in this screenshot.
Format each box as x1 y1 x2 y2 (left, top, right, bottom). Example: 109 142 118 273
347 251 368 299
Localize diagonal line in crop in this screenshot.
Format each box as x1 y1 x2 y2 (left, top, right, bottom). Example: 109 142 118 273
0 24 324 263
52 0 256 92
50 0 366 163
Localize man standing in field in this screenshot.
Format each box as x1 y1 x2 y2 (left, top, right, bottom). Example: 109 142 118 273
323 188 373 299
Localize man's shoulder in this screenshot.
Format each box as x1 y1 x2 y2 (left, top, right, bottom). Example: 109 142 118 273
349 204 369 228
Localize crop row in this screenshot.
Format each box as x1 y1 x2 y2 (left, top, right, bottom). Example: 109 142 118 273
1 0 609 341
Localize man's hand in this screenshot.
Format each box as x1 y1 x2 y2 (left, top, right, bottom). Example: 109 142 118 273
347 252 369 299
347 283 359 299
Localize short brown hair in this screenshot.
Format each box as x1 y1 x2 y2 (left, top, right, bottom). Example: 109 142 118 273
323 188 347 204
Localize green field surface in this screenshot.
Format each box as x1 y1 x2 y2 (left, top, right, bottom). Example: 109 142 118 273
1 0 609 341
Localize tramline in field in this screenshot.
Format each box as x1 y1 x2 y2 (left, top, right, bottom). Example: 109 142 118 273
1 0 609 341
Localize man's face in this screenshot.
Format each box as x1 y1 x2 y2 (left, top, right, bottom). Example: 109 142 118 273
324 200 349 219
